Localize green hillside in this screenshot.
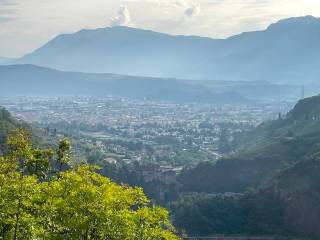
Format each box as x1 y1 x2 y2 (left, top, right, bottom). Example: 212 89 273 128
173 95 320 238
0 108 29 152
179 95 320 193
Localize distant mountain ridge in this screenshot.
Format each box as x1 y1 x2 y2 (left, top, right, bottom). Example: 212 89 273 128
0 64 303 102
0 57 15 65
0 64 249 104
17 16 320 84
18 26 218 79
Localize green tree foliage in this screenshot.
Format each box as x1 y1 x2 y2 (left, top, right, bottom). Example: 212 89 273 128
56 138 71 172
170 193 245 236
170 192 286 237
0 129 179 240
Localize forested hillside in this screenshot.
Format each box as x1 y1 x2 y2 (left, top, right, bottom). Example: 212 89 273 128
172 95 320 238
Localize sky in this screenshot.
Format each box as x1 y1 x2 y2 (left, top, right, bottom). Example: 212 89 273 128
1 0 320 58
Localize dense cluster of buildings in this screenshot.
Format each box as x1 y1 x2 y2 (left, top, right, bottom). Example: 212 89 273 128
0 96 292 168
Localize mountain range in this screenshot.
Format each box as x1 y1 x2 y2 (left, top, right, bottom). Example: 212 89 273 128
0 64 302 102
0 64 249 103
16 16 320 84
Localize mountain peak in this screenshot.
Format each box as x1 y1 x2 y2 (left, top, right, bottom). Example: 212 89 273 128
268 15 320 30
77 25 160 34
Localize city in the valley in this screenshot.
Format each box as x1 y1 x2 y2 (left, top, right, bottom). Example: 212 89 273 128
0 96 292 168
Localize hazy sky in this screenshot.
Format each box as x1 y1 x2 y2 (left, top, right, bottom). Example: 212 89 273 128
1 0 320 58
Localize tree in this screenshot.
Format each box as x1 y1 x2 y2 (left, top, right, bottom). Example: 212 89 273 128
33 165 178 239
0 129 179 240
6 129 48 240
219 128 231 154
56 138 71 174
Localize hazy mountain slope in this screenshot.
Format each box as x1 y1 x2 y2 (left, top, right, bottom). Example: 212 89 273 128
0 64 248 104
198 16 320 83
0 57 15 65
238 95 320 150
17 16 320 84
18 26 220 78
189 80 302 101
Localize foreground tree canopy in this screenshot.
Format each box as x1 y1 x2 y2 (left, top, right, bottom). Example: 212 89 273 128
0 128 179 240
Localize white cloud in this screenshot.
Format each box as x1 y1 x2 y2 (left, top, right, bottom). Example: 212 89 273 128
172 0 187 7
127 0 187 7
183 3 201 20
110 5 131 27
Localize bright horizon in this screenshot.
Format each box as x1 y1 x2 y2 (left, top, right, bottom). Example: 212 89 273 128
1 0 320 58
